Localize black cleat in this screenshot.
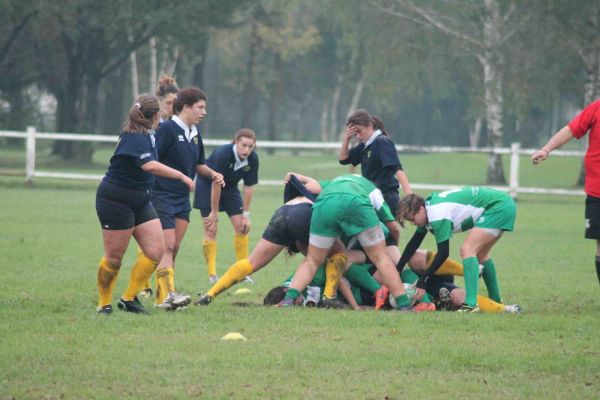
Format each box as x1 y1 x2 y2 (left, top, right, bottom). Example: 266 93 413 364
118 297 148 314
96 305 113 315
321 297 351 310
194 294 213 306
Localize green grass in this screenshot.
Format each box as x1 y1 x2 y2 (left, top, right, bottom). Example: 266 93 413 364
0 154 598 399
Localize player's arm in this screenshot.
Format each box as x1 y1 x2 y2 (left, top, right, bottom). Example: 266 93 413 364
203 180 221 233
196 164 224 186
338 278 361 311
395 169 412 195
396 229 427 273
284 172 322 194
415 240 449 289
531 125 574 165
339 124 356 163
384 220 400 244
240 185 254 234
141 161 194 191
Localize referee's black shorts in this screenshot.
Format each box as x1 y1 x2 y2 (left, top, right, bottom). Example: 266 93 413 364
585 195 600 239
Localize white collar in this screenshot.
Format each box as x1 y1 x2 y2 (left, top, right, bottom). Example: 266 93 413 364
172 115 198 141
364 129 382 148
232 144 249 171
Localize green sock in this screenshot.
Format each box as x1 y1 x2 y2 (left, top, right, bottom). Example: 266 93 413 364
283 288 301 301
463 257 479 307
394 293 411 308
482 258 501 303
345 264 381 294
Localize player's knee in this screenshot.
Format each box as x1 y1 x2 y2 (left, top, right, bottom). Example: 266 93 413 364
459 244 475 259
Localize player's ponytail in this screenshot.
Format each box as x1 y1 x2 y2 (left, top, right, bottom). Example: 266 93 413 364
122 94 160 133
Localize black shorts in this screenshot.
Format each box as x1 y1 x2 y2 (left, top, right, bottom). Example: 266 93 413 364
262 203 312 253
199 191 243 218
96 180 158 230
152 190 191 229
424 275 456 300
585 195 600 239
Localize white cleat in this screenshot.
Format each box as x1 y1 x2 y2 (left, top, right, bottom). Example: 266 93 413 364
156 292 191 311
504 304 522 314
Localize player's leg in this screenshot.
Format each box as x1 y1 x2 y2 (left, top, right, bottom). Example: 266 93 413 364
199 239 285 304
113 219 163 314
97 228 132 313
322 240 347 302
155 228 176 306
282 244 330 305
200 208 219 282
585 195 600 285
459 228 499 309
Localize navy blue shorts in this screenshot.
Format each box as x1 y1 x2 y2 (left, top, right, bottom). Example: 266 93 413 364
96 180 157 230
383 190 400 219
262 203 312 253
199 191 243 218
152 190 191 229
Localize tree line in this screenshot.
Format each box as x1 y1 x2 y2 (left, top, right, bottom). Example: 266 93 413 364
1 0 598 183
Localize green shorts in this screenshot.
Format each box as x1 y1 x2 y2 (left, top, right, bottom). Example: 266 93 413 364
310 193 381 238
475 196 516 232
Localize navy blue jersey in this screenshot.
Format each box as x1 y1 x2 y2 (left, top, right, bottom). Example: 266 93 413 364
340 134 402 193
153 117 205 195
193 143 259 209
103 132 157 190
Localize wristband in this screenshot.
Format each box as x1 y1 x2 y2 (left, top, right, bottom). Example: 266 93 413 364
243 211 250 218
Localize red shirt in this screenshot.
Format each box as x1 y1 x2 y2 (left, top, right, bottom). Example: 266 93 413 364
569 100 600 197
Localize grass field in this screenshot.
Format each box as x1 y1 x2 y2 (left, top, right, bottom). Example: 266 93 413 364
0 150 599 399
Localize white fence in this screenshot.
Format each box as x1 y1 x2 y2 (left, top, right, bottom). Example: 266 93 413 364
0 127 586 198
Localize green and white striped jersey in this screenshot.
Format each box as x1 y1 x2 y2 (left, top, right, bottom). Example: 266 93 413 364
417 186 509 242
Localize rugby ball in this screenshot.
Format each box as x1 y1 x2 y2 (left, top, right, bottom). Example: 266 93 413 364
388 283 416 308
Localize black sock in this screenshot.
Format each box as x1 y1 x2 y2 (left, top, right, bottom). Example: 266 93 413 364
595 256 600 285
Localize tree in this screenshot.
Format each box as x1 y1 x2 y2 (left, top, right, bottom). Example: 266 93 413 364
375 0 538 183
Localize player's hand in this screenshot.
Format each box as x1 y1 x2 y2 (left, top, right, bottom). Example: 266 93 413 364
240 216 251 235
283 172 296 184
203 212 218 233
211 172 225 187
344 124 357 139
412 287 426 304
531 149 549 165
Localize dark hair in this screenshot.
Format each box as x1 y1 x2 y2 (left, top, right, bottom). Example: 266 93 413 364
233 128 256 144
155 75 179 99
263 286 287 305
397 193 425 227
173 86 207 115
346 109 388 136
122 94 160 133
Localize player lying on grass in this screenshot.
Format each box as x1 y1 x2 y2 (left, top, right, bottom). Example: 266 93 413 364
396 187 516 313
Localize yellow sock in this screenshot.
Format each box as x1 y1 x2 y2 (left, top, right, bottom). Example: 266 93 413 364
323 253 347 299
427 251 464 276
203 239 217 277
155 268 170 305
477 295 504 313
207 259 253 298
123 253 158 301
166 267 175 293
97 257 120 308
233 233 249 261
135 248 152 290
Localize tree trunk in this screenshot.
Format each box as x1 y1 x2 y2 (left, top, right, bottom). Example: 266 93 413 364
339 69 367 140
469 117 483 148
241 20 259 128
329 72 343 141
320 101 329 142
481 0 506 184
149 37 157 93
129 33 139 100
266 52 283 154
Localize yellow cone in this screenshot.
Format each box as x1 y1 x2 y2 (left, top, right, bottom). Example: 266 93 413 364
221 332 247 341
